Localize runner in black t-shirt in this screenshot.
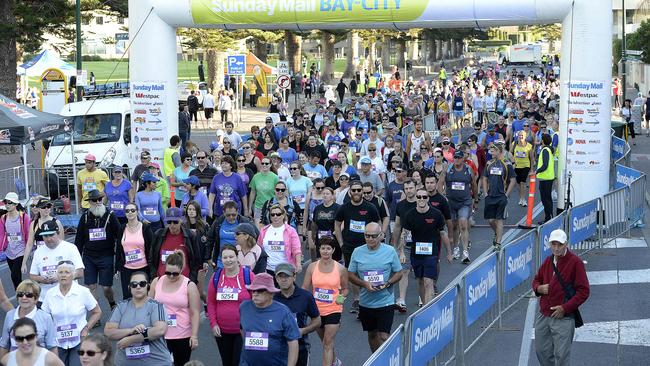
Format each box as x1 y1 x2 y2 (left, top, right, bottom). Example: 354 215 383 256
362 182 389 235
401 187 452 304
310 187 342 261
390 178 418 313
334 180 380 314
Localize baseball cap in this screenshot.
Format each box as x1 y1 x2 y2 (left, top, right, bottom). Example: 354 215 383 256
548 229 567 244
3 192 19 205
112 166 123 173
182 176 200 186
148 162 160 170
140 151 151 158
235 223 259 238
453 150 465 159
275 263 296 276
359 156 372 165
165 207 183 222
84 153 96 162
340 172 350 179
412 153 422 162
141 172 159 183
39 220 58 236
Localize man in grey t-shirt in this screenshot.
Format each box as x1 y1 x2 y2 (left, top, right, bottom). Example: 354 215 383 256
358 157 385 196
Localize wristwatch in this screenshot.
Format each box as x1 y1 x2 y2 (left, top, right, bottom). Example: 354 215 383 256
141 327 149 342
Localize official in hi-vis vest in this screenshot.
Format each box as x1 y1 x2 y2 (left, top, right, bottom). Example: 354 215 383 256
536 134 555 224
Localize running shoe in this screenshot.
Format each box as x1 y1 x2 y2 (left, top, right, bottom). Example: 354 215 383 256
492 242 502 252
468 240 472 249
462 250 471 264
453 247 460 260
350 299 359 314
395 302 408 313
333 358 343 366
522 200 527 207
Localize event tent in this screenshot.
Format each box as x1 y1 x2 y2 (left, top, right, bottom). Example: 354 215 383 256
17 50 76 77
0 95 71 202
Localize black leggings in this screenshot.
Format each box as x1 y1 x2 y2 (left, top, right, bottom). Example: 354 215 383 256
627 121 636 139
220 110 229 122
6 256 23 289
166 338 192 366
215 333 243 366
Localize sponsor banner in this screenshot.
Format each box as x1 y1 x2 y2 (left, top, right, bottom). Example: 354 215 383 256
614 163 642 189
364 324 403 366
190 0 537 25
504 233 535 292
130 82 168 162
408 287 456 365
465 254 497 326
611 136 626 161
569 199 598 245
564 80 609 171
539 212 565 262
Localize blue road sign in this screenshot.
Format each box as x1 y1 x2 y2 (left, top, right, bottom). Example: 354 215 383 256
227 55 246 75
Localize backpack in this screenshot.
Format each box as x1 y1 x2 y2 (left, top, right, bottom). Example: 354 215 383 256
212 266 251 290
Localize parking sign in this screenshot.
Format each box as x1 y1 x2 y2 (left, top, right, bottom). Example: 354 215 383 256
227 55 246 75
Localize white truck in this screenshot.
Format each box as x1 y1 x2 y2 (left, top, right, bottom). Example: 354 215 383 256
499 44 542 65
44 97 136 198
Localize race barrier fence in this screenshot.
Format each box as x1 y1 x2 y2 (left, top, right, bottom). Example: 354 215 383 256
365 138 646 366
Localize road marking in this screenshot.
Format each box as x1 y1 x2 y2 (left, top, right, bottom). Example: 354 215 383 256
602 237 648 249
587 269 650 285
517 297 538 366
574 319 650 347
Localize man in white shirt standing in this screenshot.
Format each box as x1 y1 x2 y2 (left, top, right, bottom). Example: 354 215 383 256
29 221 84 302
223 121 243 149
203 88 216 125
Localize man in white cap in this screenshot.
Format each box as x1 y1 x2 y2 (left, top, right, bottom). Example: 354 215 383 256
532 229 590 366
76 153 109 211
239 272 300 366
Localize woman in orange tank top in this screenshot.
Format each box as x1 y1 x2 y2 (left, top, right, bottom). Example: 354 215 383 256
302 237 348 366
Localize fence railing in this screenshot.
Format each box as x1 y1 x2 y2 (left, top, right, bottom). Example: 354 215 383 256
365 135 646 366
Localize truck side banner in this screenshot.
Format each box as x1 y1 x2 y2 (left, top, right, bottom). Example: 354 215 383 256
190 0 537 25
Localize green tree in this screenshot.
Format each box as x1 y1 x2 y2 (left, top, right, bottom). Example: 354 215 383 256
627 19 650 64
244 30 284 63
530 24 562 52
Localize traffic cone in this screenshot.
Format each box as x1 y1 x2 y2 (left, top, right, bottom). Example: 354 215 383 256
518 173 537 229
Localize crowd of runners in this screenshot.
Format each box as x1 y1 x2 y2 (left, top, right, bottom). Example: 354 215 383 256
0 58 564 366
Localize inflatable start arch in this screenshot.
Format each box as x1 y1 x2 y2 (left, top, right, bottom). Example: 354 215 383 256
128 0 612 208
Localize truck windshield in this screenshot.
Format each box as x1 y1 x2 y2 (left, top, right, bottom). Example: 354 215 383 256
51 113 122 146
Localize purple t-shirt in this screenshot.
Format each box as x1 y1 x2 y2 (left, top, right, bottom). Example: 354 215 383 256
209 173 248 216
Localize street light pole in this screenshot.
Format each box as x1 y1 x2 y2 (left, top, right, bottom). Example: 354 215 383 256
621 0 627 103
75 0 82 101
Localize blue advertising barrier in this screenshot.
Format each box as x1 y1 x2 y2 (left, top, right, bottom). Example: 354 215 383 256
464 254 498 326
611 135 626 161
538 212 566 264
569 199 598 245
364 324 403 366
408 286 457 365
615 163 643 189
503 233 535 292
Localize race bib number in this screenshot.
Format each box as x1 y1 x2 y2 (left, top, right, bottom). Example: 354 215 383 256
143 207 157 216
110 201 124 210
490 167 503 176
56 324 79 343
244 332 269 351
83 182 96 192
7 234 21 244
41 264 57 277
314 288 335 303
451 182 465 191
167 314 177 327
125 249 144 264
515 150 526 158
125 343 151 359
219 197 232 207
293 194 305 204
267 240 285 253
161 250 174 263
415 242 434 255
362 270 385 286
317 230 332 239
89 228 106 241
349 220 365 233
216 287 240 301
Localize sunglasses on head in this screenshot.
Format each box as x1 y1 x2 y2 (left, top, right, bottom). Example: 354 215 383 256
129 280 148 289
14 333 36 343
165 271 180 277
16 292 34 298
78 349 101 357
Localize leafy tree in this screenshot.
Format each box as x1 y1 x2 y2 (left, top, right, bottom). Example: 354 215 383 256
627 19 650 64
530 24 562 52
243 30 284 63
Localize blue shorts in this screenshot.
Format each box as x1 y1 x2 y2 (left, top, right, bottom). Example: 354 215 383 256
450 205 472 220
453 110 464 118
411 255 439 280
83 255 114 287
